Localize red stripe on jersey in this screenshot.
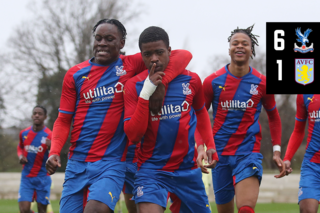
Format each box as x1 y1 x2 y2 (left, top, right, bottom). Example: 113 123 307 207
162 102 191 172
83 186 89 210
121 139 129 162
28 128 51 177
310 151 320 163
222 96 259 155
212 75 241 139
85 74 125 161
69 65 108 159
137 114 161 169
170 193 182 213
23 130 37 160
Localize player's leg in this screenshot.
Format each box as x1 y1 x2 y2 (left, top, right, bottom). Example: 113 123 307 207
34 176 52 213
19 201 32 213
84 160 126 213
232 153 263 212
298 159 320 213
133 170 170 213
212 156 235 213
19 177 35 213
60 159 89 213
172 168 211 213
234 176 259 212
299 199 319 213
123 162 138 213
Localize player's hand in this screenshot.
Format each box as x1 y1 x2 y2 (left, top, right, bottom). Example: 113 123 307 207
283 160 293 176
273 151 286 178
149 63 165 86
197 145 209 174
149 83 165 115
46 154 61 175
19 155 28 164
45 138 51 148
204 148 217 169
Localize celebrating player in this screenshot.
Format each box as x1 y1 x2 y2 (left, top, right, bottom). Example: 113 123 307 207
45 19 192 213
283 94 320 213
17 106 52 213
124 26 218 213
202 25 285 213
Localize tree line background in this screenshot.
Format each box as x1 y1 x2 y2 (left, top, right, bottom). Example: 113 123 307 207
0 0 306 173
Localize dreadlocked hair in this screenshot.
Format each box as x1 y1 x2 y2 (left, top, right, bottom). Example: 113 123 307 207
228 24 259 58
92 19 127 40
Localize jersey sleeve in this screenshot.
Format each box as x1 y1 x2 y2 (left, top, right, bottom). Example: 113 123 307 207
124 77 150 143
203 76 214 110
161 50 192 87
58 70 77 114
295 94 308 121
192 73 205 111
262 94 277 112
122 53 147 75
17 131 24 157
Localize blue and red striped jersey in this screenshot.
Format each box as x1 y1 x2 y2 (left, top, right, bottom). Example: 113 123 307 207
203 65 277 156
126 140 140 164
18 126 52 177
59 54 146 162
124 69 205 172
295 94 320 163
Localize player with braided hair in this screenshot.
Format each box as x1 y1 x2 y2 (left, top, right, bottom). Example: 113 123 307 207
201 25 285 213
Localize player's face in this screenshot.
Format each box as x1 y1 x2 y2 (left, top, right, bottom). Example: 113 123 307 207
140 40 171 72
93 23 125 66
31 107 47 126
229 32 252 65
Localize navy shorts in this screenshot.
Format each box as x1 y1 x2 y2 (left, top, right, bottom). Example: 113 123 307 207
298 158 320 203
133 168 211 213
18 175 51 205
212 152 263 205
60 159 126 213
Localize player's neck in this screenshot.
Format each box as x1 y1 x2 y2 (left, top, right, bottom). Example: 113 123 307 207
228 63 250 77
33 124 45 132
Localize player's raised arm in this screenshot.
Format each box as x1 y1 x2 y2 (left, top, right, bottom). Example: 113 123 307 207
262 93 285 178
283 95 307 176
124 64 160 143
46 70 76 175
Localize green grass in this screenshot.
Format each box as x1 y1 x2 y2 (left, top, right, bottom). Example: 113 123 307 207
2 199 320 213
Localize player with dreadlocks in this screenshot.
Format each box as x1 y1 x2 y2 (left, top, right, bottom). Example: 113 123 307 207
45 18 192 213
200 25 286 213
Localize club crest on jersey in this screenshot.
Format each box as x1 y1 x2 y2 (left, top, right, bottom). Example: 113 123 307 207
250 84 258 95
115 66 127 76
295 59 314 85
182 83 192 95
137 186 144 197
294 28 314 53
41 137 47 144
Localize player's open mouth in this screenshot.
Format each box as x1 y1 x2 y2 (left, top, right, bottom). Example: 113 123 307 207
97 50 109 55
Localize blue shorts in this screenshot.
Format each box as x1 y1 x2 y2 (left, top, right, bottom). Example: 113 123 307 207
123 162 137 195
18 175 51 205
298 159 320 203
133 168 210 213
60 159 126 213
212 152 263 205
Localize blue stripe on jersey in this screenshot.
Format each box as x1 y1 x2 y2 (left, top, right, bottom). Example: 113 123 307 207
266 104 276 111
296 117 307 122
72 58 122 160
58 110 74 114
211 73 228 120
178 109 197 170
235 100 262 154
104 111 126 159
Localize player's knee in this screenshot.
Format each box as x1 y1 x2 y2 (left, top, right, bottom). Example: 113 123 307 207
238 206 255 213
300 206 318 213
19 206 31 213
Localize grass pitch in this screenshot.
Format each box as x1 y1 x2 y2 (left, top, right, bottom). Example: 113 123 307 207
2 199 319 213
